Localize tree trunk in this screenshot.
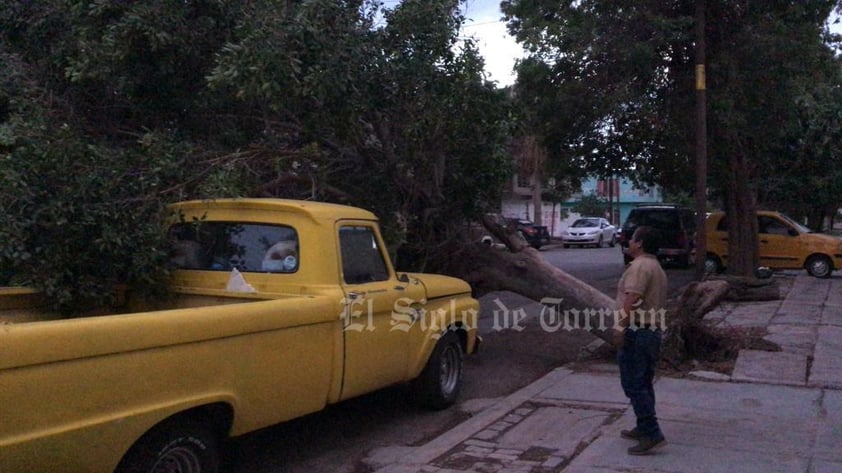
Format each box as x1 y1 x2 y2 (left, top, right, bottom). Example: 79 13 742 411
463 215 616 344
725 151 759 277
455 215 782 366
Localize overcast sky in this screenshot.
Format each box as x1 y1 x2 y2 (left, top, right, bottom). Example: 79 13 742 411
461 0 524 87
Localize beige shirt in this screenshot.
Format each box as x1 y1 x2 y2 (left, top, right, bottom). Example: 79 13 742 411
617 254 668 325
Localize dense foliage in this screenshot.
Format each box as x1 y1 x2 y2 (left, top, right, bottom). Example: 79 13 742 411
571 194 609 218
502 0 842 274
2 0 841 308
0 0 511 312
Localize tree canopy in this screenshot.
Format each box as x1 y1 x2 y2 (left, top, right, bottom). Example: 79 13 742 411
2 0 842 310
0 0 511 311
502 0 842 275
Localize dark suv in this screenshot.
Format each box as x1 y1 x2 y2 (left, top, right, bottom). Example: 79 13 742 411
618 205 696 266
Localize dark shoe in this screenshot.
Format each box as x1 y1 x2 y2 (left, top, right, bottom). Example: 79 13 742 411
620 428 644 440
627 435 667 455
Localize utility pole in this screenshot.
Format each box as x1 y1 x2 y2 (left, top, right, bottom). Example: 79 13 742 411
694 0 708 279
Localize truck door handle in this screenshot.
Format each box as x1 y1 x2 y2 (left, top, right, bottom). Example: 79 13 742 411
760 240 769 244
346 292 362 300
394 286 405 291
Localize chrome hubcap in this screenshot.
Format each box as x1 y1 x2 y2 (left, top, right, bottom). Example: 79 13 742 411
439 344 461 396
151 446 202 473
811 259 830 277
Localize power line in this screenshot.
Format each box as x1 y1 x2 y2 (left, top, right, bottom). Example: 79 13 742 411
463 19 506 29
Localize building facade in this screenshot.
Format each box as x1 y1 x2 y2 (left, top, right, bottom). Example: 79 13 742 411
501 176 663 237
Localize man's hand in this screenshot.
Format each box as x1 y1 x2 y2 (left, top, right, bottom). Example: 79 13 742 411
612 329 625 348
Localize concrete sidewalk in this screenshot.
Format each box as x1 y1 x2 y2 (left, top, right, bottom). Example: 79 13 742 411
363 274 842 473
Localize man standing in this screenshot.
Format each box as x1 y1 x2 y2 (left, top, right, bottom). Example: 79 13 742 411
614 225 668 455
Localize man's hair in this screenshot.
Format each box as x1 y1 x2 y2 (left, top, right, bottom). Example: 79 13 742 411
633 226 662 255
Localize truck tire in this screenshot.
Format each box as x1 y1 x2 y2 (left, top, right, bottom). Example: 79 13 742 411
415 331 463 410
115 417 220 473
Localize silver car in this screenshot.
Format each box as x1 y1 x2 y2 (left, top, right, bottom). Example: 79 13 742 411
561 217 617 248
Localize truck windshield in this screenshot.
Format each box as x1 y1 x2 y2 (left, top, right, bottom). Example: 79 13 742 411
169 222 299 273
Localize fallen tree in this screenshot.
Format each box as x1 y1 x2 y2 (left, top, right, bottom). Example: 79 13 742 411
452 215 782 369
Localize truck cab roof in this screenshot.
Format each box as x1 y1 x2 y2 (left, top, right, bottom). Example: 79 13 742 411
170 198 378 223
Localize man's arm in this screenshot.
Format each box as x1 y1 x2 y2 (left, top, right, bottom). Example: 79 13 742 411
621 291 642 325
613 291 642 347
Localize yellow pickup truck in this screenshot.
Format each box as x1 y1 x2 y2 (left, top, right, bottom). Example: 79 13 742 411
0 198 479 473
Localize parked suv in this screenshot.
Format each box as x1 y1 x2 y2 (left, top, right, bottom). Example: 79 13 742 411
618 205 696 266
505 218 551 249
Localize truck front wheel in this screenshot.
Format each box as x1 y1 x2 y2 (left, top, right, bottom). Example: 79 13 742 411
415 331 463 410
115 417 220 473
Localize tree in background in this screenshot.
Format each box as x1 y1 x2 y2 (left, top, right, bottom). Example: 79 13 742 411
502 0 842 276
571 194 609 219
757 60 842 231
705 0 842 275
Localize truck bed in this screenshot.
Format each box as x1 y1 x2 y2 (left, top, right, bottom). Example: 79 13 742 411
0 286 290 324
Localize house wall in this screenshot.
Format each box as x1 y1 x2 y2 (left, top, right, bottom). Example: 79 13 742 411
500 200 570 237
573 178 663 226
501 177 663 237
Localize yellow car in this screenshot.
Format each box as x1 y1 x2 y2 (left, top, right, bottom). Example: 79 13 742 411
705 210 842 278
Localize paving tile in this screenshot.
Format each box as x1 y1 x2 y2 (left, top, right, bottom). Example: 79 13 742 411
495 406 610 460
564 433 809 473
655 377 821 419
786 276 831 302
821 305 842 326
824 283 842 308
814 460 842 473
809 326 842 389
722 302 778 327
658 378 819 454
732 349 808 386
656 405 815 458
537 373 628 408
567 378 820 472
771 302 823 325
763 324 817 356
814 390 842 462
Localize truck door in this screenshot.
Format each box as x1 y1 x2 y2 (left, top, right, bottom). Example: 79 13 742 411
337 223 411 400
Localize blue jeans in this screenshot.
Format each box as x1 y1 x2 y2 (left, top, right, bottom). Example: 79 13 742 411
617 327 663 439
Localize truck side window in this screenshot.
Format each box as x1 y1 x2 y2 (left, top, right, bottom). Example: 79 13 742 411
339 226 389 284
169 222 299 273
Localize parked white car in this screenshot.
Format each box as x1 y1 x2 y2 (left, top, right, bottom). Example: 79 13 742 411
561 217 617 248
